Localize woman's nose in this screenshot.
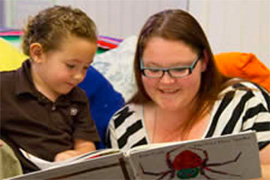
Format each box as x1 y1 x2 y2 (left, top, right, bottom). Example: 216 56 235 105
159 71 175 84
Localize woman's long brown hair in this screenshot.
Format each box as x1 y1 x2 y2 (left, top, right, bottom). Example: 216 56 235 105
129 9 231 139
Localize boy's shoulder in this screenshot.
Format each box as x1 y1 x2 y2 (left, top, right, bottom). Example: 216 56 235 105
1 69 17 79
0 70 19 101
0 70 18 87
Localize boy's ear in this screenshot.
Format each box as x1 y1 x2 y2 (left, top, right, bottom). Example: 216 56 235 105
201 50 209 72
29 43 44 63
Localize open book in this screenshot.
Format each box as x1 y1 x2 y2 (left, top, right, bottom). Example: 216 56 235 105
5 131 261 180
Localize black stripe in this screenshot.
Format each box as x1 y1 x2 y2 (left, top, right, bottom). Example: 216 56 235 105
242 104 268 123
222 91 254 135
259 141 270 150
117 120 143 148
131 137 147 149
233 83 245 89
252 122 270 132
206 91 235 137
105 130 112 148
114 106 134 129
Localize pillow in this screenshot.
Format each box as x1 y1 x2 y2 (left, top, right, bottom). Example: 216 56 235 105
92 36 138 101
0 38 27 71
214 52 270 92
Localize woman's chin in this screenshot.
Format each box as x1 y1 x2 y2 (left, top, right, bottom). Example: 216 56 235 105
158 102 181 111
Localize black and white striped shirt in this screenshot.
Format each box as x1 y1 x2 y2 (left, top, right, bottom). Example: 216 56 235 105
106 81 270 151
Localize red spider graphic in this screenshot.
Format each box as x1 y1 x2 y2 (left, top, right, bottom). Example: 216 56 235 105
140 147 242 179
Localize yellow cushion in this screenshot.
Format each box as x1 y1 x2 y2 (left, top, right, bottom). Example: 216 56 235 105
0 38 27 71
214 52 270 92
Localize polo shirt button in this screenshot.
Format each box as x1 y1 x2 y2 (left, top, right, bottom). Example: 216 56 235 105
52 105 56 111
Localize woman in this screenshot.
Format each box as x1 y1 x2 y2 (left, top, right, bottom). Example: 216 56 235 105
106 9 270 178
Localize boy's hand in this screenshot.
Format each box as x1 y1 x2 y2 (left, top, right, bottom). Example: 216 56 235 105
54 150 78 162
54 140 96 162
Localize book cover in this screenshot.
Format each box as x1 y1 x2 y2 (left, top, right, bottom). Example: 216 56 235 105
127 131 261 179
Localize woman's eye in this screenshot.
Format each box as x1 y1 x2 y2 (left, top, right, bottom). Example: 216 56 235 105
173 68 187 72
149 69 160 73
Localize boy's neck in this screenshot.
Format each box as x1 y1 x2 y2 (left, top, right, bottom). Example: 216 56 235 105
31 65 59 102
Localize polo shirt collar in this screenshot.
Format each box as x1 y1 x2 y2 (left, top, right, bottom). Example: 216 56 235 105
15 59 37 97
15 59 87 104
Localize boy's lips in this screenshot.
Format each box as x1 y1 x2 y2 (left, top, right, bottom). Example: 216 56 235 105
66 82 76 87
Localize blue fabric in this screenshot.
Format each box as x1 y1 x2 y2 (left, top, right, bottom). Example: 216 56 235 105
79 66 125 149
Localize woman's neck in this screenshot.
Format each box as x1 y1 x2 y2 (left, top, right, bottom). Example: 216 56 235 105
145 100 209 143
144 102 191 143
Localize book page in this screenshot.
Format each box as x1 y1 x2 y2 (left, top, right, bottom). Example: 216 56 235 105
19 148 119 170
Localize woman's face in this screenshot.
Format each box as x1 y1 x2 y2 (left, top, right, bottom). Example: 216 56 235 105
141 37 207 111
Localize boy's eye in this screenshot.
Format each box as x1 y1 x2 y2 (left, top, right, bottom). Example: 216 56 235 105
83 66 89 70
66 64 75 69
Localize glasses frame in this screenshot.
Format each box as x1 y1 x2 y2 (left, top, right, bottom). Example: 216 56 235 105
140 54 202 78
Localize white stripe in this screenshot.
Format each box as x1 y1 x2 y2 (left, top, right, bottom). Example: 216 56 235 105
241 82 269 109
122 128 146 151
211 90 247 135
256 131 270 142
116 105 143 138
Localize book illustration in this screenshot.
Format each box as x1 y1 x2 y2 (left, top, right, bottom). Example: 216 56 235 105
139 147 242 179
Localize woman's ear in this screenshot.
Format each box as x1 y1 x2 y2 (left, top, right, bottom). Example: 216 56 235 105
29 43 44 63
201 50 209 72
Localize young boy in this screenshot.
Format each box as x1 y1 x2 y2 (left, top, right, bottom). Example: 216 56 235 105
0 5 100 173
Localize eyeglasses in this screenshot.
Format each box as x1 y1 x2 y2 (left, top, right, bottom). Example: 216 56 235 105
140 54 202 78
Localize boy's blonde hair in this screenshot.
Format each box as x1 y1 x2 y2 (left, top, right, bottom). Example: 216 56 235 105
22 5 97 56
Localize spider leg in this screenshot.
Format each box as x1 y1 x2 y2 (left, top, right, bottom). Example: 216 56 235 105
194 149 241 178
157 171 173 180
139 163 172 179
206 152 241 167
200 169 215 180
203 166 241 177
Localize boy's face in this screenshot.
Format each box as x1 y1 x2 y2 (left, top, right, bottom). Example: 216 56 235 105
31 35 97 101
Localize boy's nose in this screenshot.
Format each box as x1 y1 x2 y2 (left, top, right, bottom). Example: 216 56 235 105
74 72 84 82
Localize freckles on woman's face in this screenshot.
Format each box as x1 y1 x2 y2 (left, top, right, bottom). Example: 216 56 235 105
141 37 204 111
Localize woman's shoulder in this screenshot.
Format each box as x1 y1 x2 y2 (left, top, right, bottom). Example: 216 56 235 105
222 78 269 95
109 103 143 127
219 78 270 109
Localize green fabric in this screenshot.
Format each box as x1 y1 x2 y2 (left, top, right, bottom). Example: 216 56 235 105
0 140 23 180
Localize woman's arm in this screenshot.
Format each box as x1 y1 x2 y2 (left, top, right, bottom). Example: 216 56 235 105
257 144 270 179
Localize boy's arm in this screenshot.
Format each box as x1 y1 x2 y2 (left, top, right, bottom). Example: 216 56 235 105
54 139 96 162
